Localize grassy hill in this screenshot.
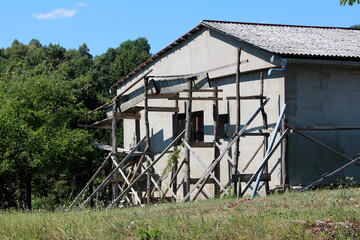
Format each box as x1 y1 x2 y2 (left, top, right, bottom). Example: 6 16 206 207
0 188 359 240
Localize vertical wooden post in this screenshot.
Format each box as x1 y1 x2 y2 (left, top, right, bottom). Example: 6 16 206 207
281 118 289 192
135 118 141 203
233 47 241 196
213 87 221 198
184 79 192 199
260 72 270 194
172 98 179 199
111 102 118 202
144 77 151 204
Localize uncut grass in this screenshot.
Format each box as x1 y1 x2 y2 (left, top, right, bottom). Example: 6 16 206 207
0 188 359 239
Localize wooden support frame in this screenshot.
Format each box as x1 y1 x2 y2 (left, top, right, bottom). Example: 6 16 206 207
182 140 227 193
107 130 185 209
240 128 289 197
181 98 269 202
77 137 145 210
145 155 179 201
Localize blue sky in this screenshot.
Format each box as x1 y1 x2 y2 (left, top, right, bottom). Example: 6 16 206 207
1 0 359 57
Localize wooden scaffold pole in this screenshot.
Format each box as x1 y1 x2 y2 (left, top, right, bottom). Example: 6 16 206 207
184 78 193 199
233 47 242 196
144 76 151 204
111 101 119 202
260 72 270 195
213 86 221 197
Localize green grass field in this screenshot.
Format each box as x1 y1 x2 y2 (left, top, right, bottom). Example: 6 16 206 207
0 188 359 240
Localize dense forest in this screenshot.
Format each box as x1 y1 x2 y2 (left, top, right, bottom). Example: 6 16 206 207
0 38 151 210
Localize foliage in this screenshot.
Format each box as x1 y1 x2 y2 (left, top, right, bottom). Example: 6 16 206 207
340 0 360 5
0 188 359 239
350 24 360 28
0 37 151 210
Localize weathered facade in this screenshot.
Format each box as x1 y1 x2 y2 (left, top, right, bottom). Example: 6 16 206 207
72 20 360 209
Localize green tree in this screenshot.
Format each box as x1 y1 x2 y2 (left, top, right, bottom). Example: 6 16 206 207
340 0 360 5
0 37 151 210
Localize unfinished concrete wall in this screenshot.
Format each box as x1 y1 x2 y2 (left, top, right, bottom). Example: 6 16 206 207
285 65 360 185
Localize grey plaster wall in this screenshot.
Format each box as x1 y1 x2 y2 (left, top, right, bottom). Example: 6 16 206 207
118 27 285 196
285 65 360 185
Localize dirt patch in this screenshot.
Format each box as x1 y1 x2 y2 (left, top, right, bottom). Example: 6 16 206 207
305 219 360 239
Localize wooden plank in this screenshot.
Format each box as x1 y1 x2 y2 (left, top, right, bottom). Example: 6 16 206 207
226 95 267 100
190 178 216 184
232 173 271 182
241 132 270 137
170 97 223 101
112 150 173 157
147 93 179 99
189 142 216 148
78 124 111 129
147 107 179 112
183 89 223 93
113 112 141 120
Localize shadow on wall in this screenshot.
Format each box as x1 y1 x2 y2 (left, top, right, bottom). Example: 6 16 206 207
150 129 173 153
288 131 360 186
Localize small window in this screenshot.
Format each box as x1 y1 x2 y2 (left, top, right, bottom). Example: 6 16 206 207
173 111 204 142
219 114 229 139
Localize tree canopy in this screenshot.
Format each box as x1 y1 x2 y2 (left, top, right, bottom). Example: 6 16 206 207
0 38 151 210
340 0 360 5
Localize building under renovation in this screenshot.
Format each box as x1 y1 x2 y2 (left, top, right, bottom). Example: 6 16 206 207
71 20 360 209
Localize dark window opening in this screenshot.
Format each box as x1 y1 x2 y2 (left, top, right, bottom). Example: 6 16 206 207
173 111 204 142
219 114 229 139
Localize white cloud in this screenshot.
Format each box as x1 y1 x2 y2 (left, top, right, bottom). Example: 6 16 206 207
75 2 87 7
34 8 76 20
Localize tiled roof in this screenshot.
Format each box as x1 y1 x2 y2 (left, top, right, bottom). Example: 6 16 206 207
202 20 360 59
112 20 360 88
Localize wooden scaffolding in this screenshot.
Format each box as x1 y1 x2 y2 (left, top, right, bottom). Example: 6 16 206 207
69 48 292 210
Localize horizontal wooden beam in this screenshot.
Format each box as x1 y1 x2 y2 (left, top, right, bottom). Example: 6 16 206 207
189 142 217 148
183 89 223 93
147 93 179 99
226 95 267 100
232 173 271 183
147 107 179 112
170 97 223 101
241 132 270 137
190 178 216 185
78 124 111 129
113 112 141 120
112 150 173 156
